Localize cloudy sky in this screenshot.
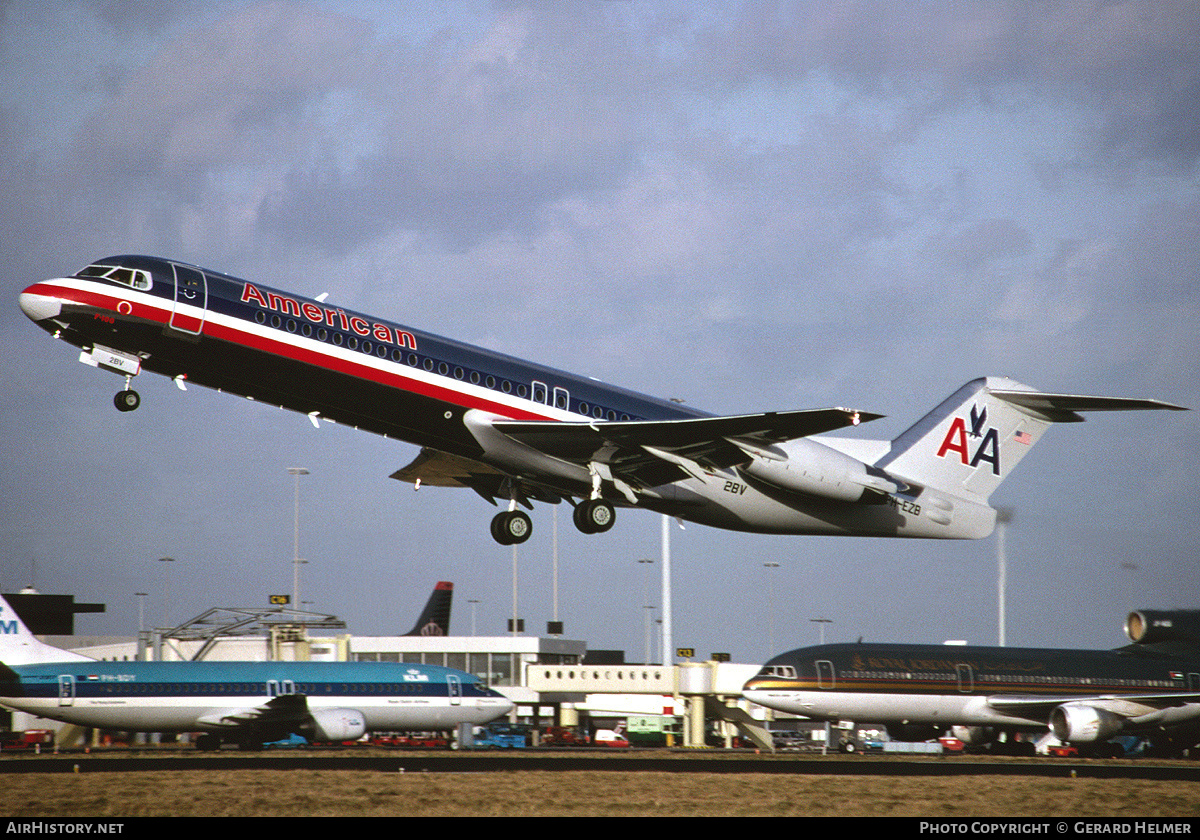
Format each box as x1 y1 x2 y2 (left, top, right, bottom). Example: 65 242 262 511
1 1 1196 664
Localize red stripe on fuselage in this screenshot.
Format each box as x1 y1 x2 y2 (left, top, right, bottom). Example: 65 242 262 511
30 279 556 423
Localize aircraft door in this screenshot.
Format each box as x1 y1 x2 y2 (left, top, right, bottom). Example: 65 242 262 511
447 674 462 706
267 679 297 697
955 664 974 693
58 674 75 707
170 263 208 335
815 660 835 689
1189 673 1200 690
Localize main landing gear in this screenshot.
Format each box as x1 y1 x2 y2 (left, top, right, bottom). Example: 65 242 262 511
573 499 615 534
489 499 617 545
491 510 532 545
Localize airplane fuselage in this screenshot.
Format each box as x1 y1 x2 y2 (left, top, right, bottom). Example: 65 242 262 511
21 256 1182 543
18 257 953 538
1 659 512 736
743 641 1200 741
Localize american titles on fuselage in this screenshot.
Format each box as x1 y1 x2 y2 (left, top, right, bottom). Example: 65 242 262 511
240 282 418 353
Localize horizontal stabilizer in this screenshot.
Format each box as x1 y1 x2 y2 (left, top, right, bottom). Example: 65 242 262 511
992 390 1188 423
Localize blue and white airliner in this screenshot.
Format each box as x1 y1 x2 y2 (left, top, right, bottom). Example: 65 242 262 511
0 596 512 750
19 256 1185 545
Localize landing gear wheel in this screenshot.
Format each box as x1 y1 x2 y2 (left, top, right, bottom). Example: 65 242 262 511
114 389 141 412
491 510 532 545
573 499 615 534
195 734 220 751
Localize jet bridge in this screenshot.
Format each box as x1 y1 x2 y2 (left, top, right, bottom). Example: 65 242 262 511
525 659 774 751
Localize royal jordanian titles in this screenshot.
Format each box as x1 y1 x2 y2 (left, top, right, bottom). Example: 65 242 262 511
19 256 1185 544
0 595 511 750
744 610 1200 757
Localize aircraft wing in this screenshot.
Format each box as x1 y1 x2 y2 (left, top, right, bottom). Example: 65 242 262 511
393 408 880 501
197 693 311 730
491 408 882 487
987 691 1200 721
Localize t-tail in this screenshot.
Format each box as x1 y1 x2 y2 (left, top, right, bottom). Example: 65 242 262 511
874 376 1186 504
403 582 453 636
0 596 93 666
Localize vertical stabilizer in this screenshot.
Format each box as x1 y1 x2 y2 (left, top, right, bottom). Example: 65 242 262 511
0 596 93 665
403 582 453 636
875 377 1185 503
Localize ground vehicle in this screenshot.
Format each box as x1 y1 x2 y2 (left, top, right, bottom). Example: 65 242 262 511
542 726 589 747
472 722 530 749
593 728 631 748
0 730 54 752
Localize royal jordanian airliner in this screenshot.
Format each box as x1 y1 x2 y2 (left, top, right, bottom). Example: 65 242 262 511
19 256 1185 544
0 595 511 750
743 610 1200 757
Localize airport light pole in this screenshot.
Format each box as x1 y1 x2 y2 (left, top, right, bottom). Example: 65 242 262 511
996 507 1013 647
287 467 309 612
157 557 175 629
469 599 481 636
135 592 148 634
764 562 779 657
638 558 654 664
660 515 674 666
810 617 832 645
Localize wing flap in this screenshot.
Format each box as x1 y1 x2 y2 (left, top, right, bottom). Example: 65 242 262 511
197 693 310 729
390 448 504 489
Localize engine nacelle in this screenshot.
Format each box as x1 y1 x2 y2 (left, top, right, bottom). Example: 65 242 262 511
739 440 893 503
1125 610 1200 645
1049 703 1124 744
302 708 367 742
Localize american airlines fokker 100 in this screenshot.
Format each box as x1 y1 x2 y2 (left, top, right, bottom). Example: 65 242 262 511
19 256 1185 544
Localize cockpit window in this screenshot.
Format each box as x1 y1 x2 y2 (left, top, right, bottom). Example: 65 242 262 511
755 665 798 679
77 263 152 291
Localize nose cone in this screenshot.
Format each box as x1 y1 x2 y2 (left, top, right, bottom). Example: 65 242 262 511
19 285 62 322
481 690 515 721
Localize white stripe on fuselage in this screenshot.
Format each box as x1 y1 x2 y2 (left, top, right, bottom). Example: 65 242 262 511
41 276 580 423
3 693 510 733
742 690 1039 728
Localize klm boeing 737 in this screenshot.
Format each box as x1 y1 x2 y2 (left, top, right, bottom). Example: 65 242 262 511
19 256 1185 544
0 596 511 750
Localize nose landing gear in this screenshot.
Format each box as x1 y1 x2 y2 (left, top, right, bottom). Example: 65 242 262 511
114 376 140 412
